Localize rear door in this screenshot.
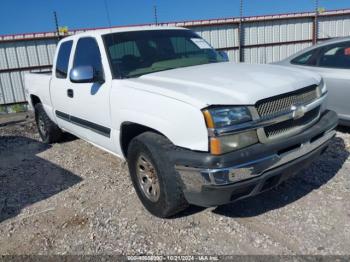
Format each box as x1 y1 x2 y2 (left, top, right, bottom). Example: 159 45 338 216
50 40 74 130
51 36 114 152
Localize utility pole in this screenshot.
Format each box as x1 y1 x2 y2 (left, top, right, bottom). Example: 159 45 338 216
313 0 319 44
154 4 158 25
53 11 60 40
238 0 244 62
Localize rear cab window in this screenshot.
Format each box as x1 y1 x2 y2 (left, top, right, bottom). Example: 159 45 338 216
55 40 73 79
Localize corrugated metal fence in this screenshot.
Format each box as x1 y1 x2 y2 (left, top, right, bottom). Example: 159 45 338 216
1 8 350 106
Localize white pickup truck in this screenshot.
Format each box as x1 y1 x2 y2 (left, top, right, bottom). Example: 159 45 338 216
25 26 338 217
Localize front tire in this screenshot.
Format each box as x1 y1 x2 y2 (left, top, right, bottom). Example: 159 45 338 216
34 103 63 143
127 132 188 218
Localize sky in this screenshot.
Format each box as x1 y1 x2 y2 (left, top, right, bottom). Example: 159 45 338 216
0 0 349 36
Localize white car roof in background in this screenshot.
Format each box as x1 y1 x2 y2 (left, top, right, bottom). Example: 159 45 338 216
277 36 350 63
283 36 350 61
316 36 350 46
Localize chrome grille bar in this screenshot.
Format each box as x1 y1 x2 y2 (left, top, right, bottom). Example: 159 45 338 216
208 93 326 137
256 85 319 117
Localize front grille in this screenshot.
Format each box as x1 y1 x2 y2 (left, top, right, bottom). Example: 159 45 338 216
264 106 320 138
256 85 319 117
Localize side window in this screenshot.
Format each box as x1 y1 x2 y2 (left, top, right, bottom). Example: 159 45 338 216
55 41 73 79
291 49 319 66
73 37 103 74
318 42 350 69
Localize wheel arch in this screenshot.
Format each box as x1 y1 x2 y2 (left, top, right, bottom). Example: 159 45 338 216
119 121 168 158
30 95 42 108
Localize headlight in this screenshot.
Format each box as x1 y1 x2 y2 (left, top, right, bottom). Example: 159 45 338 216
203 106 252 128
202 106 258 155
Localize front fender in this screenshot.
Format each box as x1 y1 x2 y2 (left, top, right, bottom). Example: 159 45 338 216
111 85 209 152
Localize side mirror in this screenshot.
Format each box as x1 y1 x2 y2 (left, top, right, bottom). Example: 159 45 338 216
70 66 104 84
218 50 229 62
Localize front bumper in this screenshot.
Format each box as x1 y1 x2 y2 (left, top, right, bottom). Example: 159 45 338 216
172 110 338 207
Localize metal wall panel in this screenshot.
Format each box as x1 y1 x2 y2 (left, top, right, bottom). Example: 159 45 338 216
10 71 25 102
244 42 312 64
4 44 19 68
0 75 6 104
0 45 7 70
192 24 239 49
26 41 40 66
1 9 350 105
15 42 30 67
36 43 49 65
318 14 350 38
244 18 312 45
0 38 57 104
227 49 240 63
0 73 15 104
47 40 57 63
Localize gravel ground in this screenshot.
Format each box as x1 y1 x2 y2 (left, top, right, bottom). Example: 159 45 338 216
0 116 349 255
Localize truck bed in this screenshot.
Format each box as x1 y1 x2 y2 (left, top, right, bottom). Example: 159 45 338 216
24 72 52 111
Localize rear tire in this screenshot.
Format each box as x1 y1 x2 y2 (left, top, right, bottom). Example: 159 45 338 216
34 103 63 143
127 132 188 218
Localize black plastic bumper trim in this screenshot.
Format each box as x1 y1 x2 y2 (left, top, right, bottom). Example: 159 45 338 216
184 139 330 207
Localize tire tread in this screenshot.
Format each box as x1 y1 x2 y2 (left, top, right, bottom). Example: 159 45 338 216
34 103 63 143
127 132 188 218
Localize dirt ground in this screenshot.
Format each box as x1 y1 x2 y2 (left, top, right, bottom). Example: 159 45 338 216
0 116 349 255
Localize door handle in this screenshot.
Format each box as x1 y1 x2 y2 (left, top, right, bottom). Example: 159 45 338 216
67 89 74 98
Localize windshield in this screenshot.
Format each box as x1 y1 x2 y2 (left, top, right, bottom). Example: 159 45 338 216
103 29 225 78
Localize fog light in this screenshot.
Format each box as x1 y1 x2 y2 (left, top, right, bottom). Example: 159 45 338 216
210 130 258 155
211 170 230 185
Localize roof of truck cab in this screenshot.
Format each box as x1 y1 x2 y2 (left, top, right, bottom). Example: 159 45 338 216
60 26 187 41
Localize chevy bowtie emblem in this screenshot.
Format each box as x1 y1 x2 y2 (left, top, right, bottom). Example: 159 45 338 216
291 105 306 120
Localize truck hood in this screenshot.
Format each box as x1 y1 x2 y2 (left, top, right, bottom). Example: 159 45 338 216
122 62 321 109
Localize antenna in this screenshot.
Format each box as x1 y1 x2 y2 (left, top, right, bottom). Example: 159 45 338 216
154 4 158 25
104 0 112 28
